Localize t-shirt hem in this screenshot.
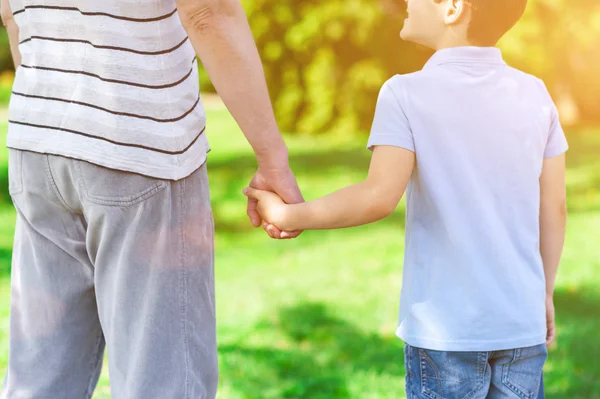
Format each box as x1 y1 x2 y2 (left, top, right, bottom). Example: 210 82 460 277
397 328 547 352
544 144 569 159
367 134 415 152
6 139 209 181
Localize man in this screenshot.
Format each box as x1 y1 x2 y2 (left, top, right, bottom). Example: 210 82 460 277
1 0 301 397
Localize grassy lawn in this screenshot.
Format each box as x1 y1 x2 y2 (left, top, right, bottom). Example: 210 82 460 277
0 107 599 398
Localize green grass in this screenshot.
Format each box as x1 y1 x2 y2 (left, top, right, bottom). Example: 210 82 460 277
0 110 599 398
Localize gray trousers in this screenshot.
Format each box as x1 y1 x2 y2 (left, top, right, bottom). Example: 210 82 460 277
2 150 218 399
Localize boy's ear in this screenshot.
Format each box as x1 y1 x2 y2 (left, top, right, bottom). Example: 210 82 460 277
444 0 469 25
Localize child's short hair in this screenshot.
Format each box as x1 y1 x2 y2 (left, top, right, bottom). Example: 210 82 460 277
467 0 527 45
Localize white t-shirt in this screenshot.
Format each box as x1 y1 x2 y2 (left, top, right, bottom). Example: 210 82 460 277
7 0 209 180
368 46 568 351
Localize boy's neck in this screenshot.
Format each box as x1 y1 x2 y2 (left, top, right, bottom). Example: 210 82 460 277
430 36 492 51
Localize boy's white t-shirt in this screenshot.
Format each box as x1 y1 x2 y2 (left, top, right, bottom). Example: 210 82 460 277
368 46 568 352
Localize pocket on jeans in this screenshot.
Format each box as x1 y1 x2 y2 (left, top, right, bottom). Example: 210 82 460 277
76 161 168 206
417 347 487 399
502 345 547 399
7 149 23 196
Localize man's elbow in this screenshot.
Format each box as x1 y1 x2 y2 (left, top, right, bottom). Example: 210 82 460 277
177 0 240 33
1 9 14 28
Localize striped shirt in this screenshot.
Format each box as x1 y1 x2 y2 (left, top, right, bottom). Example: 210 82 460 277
6 0 209 180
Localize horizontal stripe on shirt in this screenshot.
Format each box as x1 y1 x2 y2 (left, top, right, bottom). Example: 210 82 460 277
19 36 189 56
12 5 177 22
8 120 207 155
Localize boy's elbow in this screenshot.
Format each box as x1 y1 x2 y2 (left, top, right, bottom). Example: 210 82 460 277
559 200 568 220
369 193 399 220
378 199 398 219
541 198 568 223
362 181 402 221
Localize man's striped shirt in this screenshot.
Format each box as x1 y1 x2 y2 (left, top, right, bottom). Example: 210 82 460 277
7 0 209 180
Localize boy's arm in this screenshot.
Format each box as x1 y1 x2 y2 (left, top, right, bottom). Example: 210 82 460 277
539 154 567 296
1 0 21 68
247 146 415 231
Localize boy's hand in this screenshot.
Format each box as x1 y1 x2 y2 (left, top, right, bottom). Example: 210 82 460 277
243 187 294 234
247 165 303 239
546 295 556 347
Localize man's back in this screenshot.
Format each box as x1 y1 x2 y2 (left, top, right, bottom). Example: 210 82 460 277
368 47 568 351
7 0 208 179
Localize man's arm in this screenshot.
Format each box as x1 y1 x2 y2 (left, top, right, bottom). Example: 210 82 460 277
245 146 415 231
176 0 303 238
1 0 21 68
539 154 567 345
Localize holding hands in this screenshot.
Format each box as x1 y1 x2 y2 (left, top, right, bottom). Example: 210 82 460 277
244 187 294 234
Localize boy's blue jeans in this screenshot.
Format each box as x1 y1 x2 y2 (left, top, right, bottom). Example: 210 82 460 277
404 343 547 399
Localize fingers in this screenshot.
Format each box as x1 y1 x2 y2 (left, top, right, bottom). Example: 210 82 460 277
265 223 283 239
243 187 262 200
246 197 262 227
246 176 262 227
546 324 556 347
244 187 264 227
280 230 301 239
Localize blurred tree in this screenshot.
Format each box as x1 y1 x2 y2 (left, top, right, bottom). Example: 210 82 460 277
0 29 14 72
234 0 431 134
232 0 600 133
502 0 600 125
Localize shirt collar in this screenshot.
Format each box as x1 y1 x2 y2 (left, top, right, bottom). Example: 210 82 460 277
423 46 506 69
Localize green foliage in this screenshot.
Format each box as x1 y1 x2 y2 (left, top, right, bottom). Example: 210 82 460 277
0 29 13 74
236 0 600 133
501 0 600 122
239 0 431 134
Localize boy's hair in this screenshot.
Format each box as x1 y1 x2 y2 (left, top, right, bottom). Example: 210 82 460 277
466 0 528 46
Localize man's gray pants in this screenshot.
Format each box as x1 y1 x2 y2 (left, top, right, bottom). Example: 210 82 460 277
2 150 218 398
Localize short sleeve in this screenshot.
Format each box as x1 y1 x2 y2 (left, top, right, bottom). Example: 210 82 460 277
544 104 569 158
367 79 415 152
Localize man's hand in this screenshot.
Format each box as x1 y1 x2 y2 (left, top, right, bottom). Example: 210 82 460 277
247 163 303 239
546 295 556 347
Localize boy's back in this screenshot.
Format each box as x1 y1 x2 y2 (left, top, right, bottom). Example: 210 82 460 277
368 46 568 351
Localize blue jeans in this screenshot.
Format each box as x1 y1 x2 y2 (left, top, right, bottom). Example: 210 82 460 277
404 343 547 399
537 376 545 399
2 151 218 399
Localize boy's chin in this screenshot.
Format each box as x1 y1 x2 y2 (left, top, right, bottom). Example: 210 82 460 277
400 29 434 49
400 28 416 42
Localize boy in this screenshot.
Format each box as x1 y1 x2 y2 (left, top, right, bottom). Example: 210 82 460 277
244 0 567 397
